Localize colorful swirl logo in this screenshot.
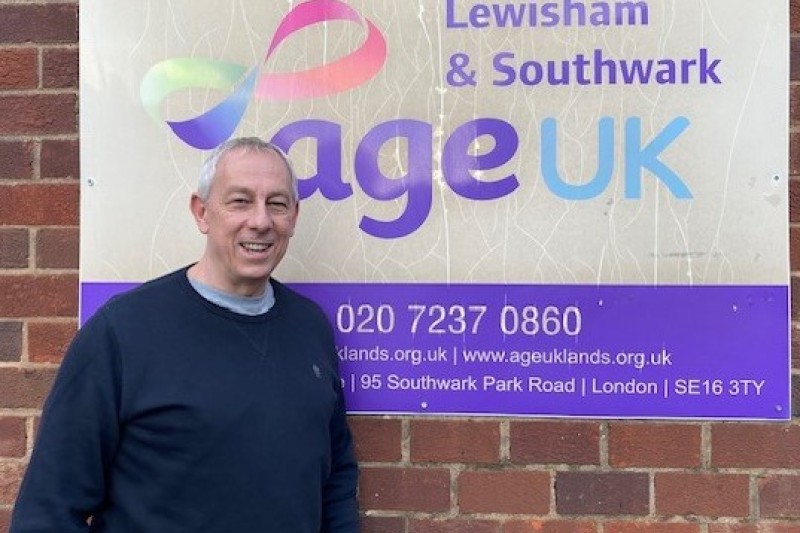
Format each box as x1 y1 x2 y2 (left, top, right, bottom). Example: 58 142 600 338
139 0 387 150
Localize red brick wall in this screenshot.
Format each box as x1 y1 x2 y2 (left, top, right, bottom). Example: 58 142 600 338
0 2 798 532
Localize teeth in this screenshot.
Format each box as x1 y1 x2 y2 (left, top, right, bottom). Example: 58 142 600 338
242 242 269 252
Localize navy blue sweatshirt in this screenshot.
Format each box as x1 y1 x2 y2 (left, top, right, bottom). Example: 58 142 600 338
10 268 359 533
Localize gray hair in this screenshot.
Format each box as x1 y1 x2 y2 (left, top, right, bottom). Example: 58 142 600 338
197 137 298 201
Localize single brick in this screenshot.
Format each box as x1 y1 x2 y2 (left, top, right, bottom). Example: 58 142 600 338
793 325 800 367
792 1 800 33
0 183 79 226
410 518 500 533
411 419 500 464
712 423 800 469
361 515 405 533
0 368 57 409
792 132 800 177
0 508 9 533
655 473 749 518
0 94 76 136
792 35 800 82
510 421 600 465
0 4 78 44
459 470 550 515
0 321 23 362
28 320 77 363
792 277 800 322
35 227 79 269
0 462 25 505
0 417 26 457
759 475 800 519
0 48 37 89
791 83 800 126
609 423 701 468
43 47 78 88
556 472 648 516
359 467 451 512
40 139 79 179
605 522 701 533
0 140 34 180
502 519 596 533
791 227 800 272
0 274 78 317
348 417 402 462
710 525 800 533
791 179 800 221
0 228 29 268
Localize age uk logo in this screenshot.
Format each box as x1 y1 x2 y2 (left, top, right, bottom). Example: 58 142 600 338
139 0 387 149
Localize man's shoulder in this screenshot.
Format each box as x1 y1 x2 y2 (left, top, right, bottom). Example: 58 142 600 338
102 268 190 315
271 278 310 304
271 279 328 322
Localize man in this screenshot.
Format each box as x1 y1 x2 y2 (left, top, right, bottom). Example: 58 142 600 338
10 137 359 532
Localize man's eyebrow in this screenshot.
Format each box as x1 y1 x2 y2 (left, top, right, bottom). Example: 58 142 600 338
222 186 254 195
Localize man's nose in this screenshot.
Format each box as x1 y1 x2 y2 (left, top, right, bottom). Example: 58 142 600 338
248 203 273 229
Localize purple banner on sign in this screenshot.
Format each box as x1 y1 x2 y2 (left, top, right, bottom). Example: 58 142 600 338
81 282 790 420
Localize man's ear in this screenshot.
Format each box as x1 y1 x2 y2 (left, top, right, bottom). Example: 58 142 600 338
190 194 210 234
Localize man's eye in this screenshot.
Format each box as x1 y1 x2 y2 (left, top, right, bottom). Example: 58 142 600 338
267 201 289 212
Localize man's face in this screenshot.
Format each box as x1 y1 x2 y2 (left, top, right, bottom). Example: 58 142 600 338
190 148 298 296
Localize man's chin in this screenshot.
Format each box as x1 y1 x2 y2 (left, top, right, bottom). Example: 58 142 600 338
236 266 274 285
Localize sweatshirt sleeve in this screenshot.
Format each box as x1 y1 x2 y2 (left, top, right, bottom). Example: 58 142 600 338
10 310 122 533
320 379 360 533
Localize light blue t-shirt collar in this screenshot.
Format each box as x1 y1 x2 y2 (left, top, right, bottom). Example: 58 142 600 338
188 275 275 316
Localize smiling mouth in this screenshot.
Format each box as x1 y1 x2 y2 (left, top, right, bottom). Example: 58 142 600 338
241 242 271 253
